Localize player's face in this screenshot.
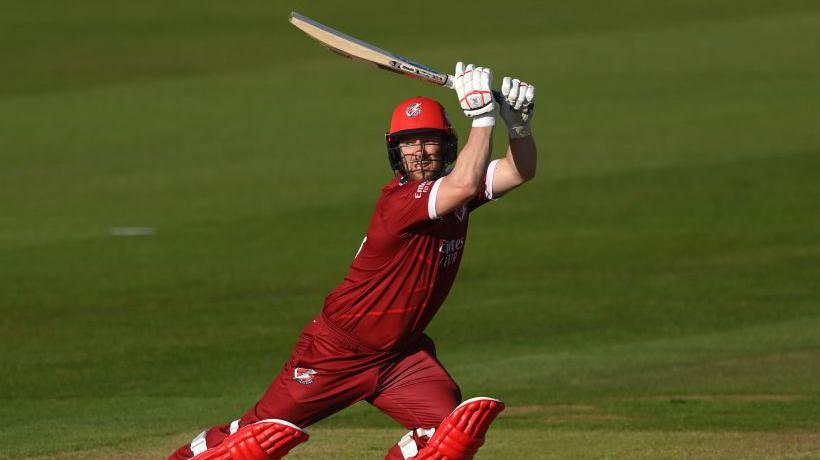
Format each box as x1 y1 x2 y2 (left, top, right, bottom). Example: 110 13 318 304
398 135 445 182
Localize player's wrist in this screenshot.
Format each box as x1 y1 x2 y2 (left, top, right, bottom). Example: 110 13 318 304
471 111 496 128
507 123 531 138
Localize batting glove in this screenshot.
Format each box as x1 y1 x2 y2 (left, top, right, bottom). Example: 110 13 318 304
499 77 535 138
453 62 495 127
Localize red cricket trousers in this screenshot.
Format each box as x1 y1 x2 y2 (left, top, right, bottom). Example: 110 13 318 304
171 314 460 458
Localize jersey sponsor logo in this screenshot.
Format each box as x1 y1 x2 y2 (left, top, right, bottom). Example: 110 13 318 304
405 102 423 118
293 367 317 385
415 181 432 199
439 237 465 268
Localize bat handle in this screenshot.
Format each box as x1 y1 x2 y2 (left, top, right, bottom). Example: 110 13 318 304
445 74 503 102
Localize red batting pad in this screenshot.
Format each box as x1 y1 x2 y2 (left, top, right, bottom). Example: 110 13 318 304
191 420 308 460
416 397 505 459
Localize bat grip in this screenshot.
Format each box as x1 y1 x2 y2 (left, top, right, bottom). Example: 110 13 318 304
445 74 503 102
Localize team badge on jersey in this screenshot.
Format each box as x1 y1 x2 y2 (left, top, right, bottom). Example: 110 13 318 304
405 102 422 118
293 367 317 385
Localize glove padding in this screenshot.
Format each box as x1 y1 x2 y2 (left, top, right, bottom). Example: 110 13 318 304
453 62 495 127
499 77 535 138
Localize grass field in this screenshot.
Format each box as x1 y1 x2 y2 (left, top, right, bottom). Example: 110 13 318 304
2 0 820 458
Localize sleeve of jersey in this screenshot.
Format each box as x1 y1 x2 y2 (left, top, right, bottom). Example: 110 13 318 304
467 159 502 212
381 179 444 232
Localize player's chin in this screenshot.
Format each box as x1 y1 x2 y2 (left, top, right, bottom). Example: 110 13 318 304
410 166 442 181
412 170 438 181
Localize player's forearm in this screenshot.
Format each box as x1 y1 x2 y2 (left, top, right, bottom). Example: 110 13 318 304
491 75 537 194
434 62 495 216
491 135 536 195
446 126 493 192
505 134 537 182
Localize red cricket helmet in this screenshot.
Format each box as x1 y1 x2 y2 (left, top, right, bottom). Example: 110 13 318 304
385 96 458 178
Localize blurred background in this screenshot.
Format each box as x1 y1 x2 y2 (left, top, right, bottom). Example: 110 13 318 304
1 1 819 458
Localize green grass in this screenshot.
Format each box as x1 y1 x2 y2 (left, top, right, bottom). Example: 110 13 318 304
1 0 819 458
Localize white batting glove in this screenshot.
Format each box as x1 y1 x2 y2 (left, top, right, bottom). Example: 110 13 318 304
499 77 536 138
453 62 495 127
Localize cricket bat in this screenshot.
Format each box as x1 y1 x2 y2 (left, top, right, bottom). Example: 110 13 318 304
289 11 494 96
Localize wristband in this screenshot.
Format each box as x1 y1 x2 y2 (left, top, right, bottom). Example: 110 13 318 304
471 112 496 128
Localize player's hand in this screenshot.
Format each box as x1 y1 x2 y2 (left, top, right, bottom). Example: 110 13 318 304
499 77 535 138
453 62 495 127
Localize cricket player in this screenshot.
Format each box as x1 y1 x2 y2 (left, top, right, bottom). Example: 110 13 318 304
169 62 537 460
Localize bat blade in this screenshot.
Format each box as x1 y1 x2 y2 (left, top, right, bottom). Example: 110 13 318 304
288 12 454 89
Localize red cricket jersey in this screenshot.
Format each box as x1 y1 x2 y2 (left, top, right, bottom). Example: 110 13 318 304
322 160 501 350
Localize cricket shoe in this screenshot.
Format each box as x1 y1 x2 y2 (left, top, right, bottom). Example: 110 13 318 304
189 419 308 460
414 397 505 459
